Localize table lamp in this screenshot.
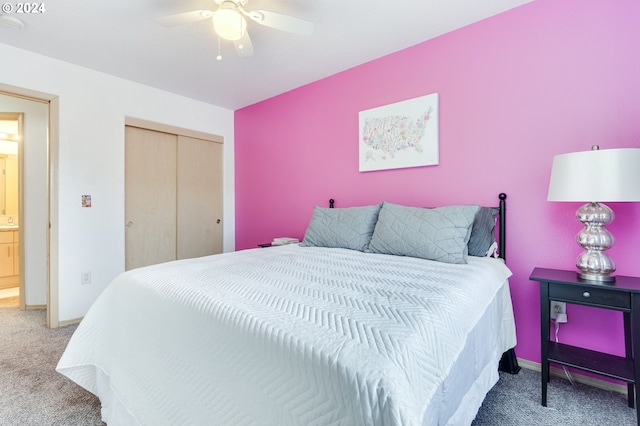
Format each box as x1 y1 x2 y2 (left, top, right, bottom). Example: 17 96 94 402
547 146 640 282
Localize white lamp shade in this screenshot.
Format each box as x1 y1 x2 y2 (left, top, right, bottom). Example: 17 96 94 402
212 8 247 41
547 148 640 202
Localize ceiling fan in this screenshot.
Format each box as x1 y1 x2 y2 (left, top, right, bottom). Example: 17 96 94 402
158 0 314 59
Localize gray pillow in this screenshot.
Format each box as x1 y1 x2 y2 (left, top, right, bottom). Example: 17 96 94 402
468 207 499 257
300 204 382 252
368 202 480 264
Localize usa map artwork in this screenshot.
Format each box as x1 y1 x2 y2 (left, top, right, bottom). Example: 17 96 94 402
359 93 439 172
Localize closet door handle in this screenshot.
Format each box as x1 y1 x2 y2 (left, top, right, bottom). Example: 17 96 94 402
126 220 134 227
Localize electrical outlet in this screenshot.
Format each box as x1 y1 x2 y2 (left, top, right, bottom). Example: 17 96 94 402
550 301 566 321
81 271 92 285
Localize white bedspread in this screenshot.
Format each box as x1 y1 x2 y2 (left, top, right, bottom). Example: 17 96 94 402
57 245 516 426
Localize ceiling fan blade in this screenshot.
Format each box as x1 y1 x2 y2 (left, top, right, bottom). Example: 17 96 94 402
244 9 314 36
234 32 254 56
157 10 214 27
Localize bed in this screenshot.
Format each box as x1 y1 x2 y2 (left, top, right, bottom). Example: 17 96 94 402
57 194 518 426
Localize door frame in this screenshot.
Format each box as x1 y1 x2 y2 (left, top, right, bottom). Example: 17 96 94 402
125 117 224 144
0 83 59 328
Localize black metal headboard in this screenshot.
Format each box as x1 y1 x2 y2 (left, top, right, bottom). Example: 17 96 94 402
328 193 507 261
498 192 506 261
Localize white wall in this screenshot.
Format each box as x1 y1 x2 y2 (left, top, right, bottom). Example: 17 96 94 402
0 43 235 323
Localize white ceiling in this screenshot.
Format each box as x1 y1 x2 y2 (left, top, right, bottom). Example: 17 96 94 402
0 0 532 110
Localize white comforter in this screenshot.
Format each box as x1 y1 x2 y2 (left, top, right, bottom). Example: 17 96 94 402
57 245 515 426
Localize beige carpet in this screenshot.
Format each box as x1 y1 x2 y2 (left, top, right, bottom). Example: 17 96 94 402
0 306 104 425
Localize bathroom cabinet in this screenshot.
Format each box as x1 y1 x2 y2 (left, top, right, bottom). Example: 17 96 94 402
0 229 19 288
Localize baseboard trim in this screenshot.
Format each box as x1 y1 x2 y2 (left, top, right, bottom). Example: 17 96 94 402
517 358 628 395
25 304 46 310
58 317 82 327
0 278 19 289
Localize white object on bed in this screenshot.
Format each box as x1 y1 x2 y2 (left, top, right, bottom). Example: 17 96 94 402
57 244 516 426
271 237 299 245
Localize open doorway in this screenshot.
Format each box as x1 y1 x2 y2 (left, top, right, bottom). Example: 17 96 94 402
0 86 57 327
0 113 21 308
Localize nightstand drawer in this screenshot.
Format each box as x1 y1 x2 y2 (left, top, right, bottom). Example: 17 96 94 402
549 283 630 309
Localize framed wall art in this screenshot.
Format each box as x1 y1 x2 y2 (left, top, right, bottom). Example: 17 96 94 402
359 93 439 172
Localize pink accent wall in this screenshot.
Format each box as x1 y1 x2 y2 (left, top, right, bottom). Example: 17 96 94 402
235 0 640 365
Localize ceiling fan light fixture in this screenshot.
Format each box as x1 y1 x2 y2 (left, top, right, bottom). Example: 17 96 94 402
212 7 246 41
0 14 25 29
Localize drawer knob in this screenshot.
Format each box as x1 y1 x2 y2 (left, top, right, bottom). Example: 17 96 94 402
583 291 591 298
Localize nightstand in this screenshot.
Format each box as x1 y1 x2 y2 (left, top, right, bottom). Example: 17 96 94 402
530 267 640 423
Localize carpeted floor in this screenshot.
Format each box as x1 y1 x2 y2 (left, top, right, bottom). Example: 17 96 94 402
473 368 636 425
0 302 637 425
0 305 103 426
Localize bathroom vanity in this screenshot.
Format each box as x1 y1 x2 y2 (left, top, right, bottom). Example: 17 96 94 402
0 227 19 289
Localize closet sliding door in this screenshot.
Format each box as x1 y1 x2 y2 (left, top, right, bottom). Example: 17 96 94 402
125 124 223 271
125 126 177 270
176 135 223 260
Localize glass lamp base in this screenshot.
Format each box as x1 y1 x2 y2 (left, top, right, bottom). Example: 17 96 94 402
578 271 616 282
575 202 616 283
